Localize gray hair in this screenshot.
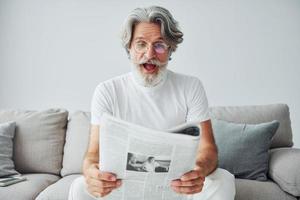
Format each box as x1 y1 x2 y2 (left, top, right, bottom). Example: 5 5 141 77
121 6 184 55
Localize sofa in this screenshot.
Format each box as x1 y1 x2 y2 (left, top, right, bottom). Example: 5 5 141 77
0 104 299 200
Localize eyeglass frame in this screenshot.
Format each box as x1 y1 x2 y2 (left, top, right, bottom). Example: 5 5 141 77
131 40 170 55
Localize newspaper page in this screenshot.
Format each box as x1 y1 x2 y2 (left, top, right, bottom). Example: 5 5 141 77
99 113 201 200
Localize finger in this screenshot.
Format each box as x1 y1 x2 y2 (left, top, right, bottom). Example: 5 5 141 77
89 184 114 194
90 178 122 189
99 172 117 181
100 190 112 197
172 184 203 194
184 186 203 195
171 177 204 187
91 188 112 198
171 179 181 186
181 170 204 181
85 165 117 181
99 186 115 194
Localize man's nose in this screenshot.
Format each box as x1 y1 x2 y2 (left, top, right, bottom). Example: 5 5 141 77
145 46 156 59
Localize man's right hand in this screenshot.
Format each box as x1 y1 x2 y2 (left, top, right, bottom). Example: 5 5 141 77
84 163 122 198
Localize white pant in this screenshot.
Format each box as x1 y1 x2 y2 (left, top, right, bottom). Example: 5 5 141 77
68 168 235 200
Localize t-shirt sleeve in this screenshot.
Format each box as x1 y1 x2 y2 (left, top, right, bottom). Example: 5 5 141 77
186 78 210 123
90 83 113 125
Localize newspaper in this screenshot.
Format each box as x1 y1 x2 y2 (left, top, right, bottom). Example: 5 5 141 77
99 113 201 200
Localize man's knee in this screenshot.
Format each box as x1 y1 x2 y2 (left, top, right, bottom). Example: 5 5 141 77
68 176 97 200
191 168 235 200
210 168 234 182
208 168 236 200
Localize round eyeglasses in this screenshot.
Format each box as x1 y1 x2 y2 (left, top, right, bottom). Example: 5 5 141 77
133 41 169 54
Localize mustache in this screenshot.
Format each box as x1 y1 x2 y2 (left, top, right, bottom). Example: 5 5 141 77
137 57 167 68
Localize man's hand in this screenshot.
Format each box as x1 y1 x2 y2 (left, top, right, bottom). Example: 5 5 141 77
84 163 122 198
171 166 205 195
170 120 218 195
83 125 122 197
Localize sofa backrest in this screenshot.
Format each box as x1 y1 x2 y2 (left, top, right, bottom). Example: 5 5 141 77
209 104 293 148
61 103 293 176
0 109 68 175
0 104 291 176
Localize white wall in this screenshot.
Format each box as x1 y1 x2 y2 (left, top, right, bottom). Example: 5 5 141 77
1 0 300 147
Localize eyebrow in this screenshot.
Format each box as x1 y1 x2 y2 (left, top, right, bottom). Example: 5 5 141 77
133 37 164 41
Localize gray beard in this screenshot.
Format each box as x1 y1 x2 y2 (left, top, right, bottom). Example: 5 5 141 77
131 64 168 87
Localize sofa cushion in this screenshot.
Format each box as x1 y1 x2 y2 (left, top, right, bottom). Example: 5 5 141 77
212 119 279 181
209 104 293 148
0 109 68 175
0 173 60 200
0 121 19 177
61 111 90 176
268 148 300 196
235 178 297 200
36 174 80 200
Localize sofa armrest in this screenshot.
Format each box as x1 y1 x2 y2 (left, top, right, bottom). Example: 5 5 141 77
268 147 300 197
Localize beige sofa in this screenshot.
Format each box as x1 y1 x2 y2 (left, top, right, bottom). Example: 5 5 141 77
0 104 299 200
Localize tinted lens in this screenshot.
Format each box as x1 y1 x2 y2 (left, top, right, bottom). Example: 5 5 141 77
154 43 167 54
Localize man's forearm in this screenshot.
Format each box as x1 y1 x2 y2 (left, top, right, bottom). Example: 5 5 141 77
195 146 218 176
83 152 99 176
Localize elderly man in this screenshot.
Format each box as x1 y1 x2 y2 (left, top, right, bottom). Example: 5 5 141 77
68 6 235 200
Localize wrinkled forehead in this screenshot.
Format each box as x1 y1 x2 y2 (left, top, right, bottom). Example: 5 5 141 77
132 22 164 42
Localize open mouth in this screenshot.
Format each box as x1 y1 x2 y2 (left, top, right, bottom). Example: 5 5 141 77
142 63 157 73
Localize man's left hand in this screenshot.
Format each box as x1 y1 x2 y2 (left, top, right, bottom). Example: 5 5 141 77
171 166 205 195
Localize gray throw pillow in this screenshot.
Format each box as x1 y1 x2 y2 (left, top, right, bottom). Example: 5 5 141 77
212 119 279 181
0 121 19 177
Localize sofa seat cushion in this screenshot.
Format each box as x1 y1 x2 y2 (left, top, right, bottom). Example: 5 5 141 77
235 178 297 200
36 174 80 200
0 173 60 200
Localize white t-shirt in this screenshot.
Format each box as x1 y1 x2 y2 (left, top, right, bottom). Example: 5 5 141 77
91 70 210 130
